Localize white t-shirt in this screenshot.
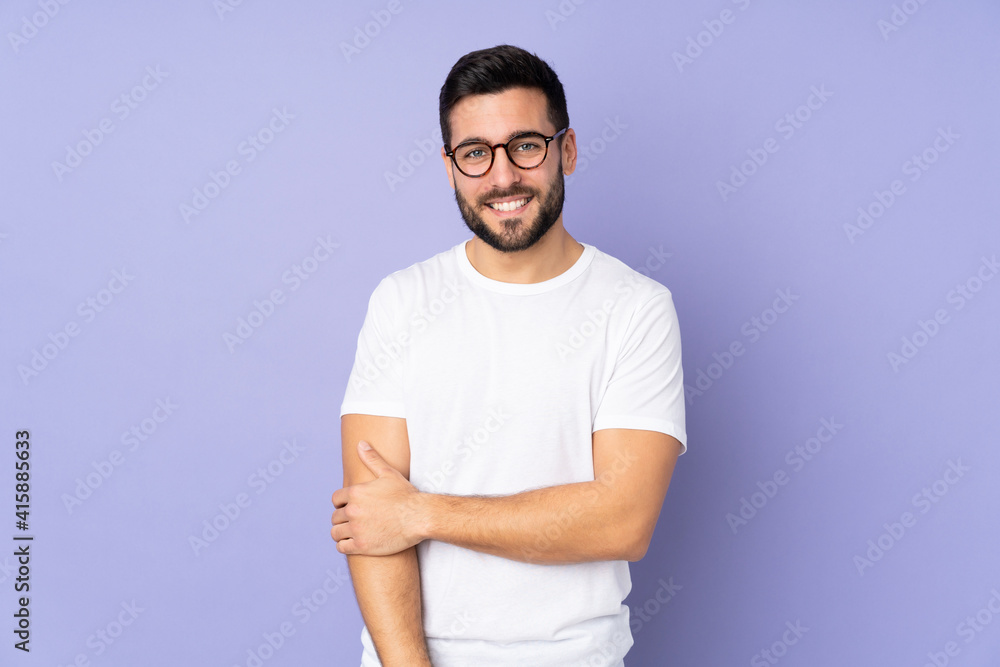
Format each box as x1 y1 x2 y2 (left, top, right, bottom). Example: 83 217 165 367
341 239 686 667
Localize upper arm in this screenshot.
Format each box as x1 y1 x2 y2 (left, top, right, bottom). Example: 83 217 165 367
341 413 411 486
592 428 682 561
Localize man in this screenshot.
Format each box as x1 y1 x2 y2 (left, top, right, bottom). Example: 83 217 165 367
332 44 686 667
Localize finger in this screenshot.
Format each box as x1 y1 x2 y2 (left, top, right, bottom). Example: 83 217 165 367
357 440 394 477
335 537 355 555
330 522 351 542
332 488 348 508
331 507 349 526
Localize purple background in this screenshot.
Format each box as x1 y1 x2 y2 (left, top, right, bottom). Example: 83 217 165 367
3 1 999 666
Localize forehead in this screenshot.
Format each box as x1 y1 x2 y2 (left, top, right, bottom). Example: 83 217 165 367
449 87 552 144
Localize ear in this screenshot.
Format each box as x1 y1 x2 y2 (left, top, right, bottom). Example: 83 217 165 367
560 128 578 176
441 146 456 190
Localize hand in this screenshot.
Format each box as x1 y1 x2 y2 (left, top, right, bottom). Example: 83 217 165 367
331 441 427 556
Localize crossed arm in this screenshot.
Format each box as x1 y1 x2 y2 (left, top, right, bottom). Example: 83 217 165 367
334 412 681 665
333 415 682 564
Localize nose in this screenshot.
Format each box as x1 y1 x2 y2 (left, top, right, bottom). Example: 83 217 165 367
487 145 521 189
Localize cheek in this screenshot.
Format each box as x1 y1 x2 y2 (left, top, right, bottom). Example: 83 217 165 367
455 186 480 210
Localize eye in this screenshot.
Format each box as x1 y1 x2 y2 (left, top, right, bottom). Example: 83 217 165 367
460 145 490 160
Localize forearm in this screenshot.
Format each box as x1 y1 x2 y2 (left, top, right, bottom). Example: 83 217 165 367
347 548 432 667
420 480 642 564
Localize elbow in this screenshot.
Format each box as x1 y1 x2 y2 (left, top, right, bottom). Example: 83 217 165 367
621 523 655 562
624 539 649 562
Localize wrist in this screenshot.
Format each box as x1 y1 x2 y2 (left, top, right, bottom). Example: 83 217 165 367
379 644 432 667
412 492 440 543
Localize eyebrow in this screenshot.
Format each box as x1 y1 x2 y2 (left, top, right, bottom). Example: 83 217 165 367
455 128 542 146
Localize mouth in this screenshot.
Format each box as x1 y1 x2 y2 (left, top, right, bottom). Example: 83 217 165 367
484 196 533 215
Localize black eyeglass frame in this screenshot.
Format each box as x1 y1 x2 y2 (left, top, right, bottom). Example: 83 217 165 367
444 128 568 178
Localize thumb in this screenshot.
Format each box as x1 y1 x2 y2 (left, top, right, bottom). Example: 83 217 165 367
357 441 393 477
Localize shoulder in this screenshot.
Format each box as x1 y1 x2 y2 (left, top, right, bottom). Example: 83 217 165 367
369 242 463 308
585 244 675 311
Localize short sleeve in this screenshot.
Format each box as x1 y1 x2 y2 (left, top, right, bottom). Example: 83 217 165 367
339 278 407 419
593 292 687 454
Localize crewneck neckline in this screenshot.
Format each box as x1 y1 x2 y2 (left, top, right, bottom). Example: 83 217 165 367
455 239 596 295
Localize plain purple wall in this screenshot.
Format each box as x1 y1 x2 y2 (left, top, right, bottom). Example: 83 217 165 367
2 1 999 665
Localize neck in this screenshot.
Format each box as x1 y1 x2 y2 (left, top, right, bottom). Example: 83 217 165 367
465 220 584 284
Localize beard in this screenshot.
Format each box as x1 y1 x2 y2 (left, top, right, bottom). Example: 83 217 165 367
454 169 565 254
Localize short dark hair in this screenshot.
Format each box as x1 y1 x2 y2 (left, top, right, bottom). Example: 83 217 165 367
439 44 569 149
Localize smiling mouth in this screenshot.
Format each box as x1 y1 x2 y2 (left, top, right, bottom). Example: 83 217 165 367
486 197 532 212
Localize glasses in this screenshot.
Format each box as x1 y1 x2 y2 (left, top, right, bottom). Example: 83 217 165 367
445 128 568 178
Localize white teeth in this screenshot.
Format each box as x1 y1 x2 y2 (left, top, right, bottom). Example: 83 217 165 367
488 198 529 212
